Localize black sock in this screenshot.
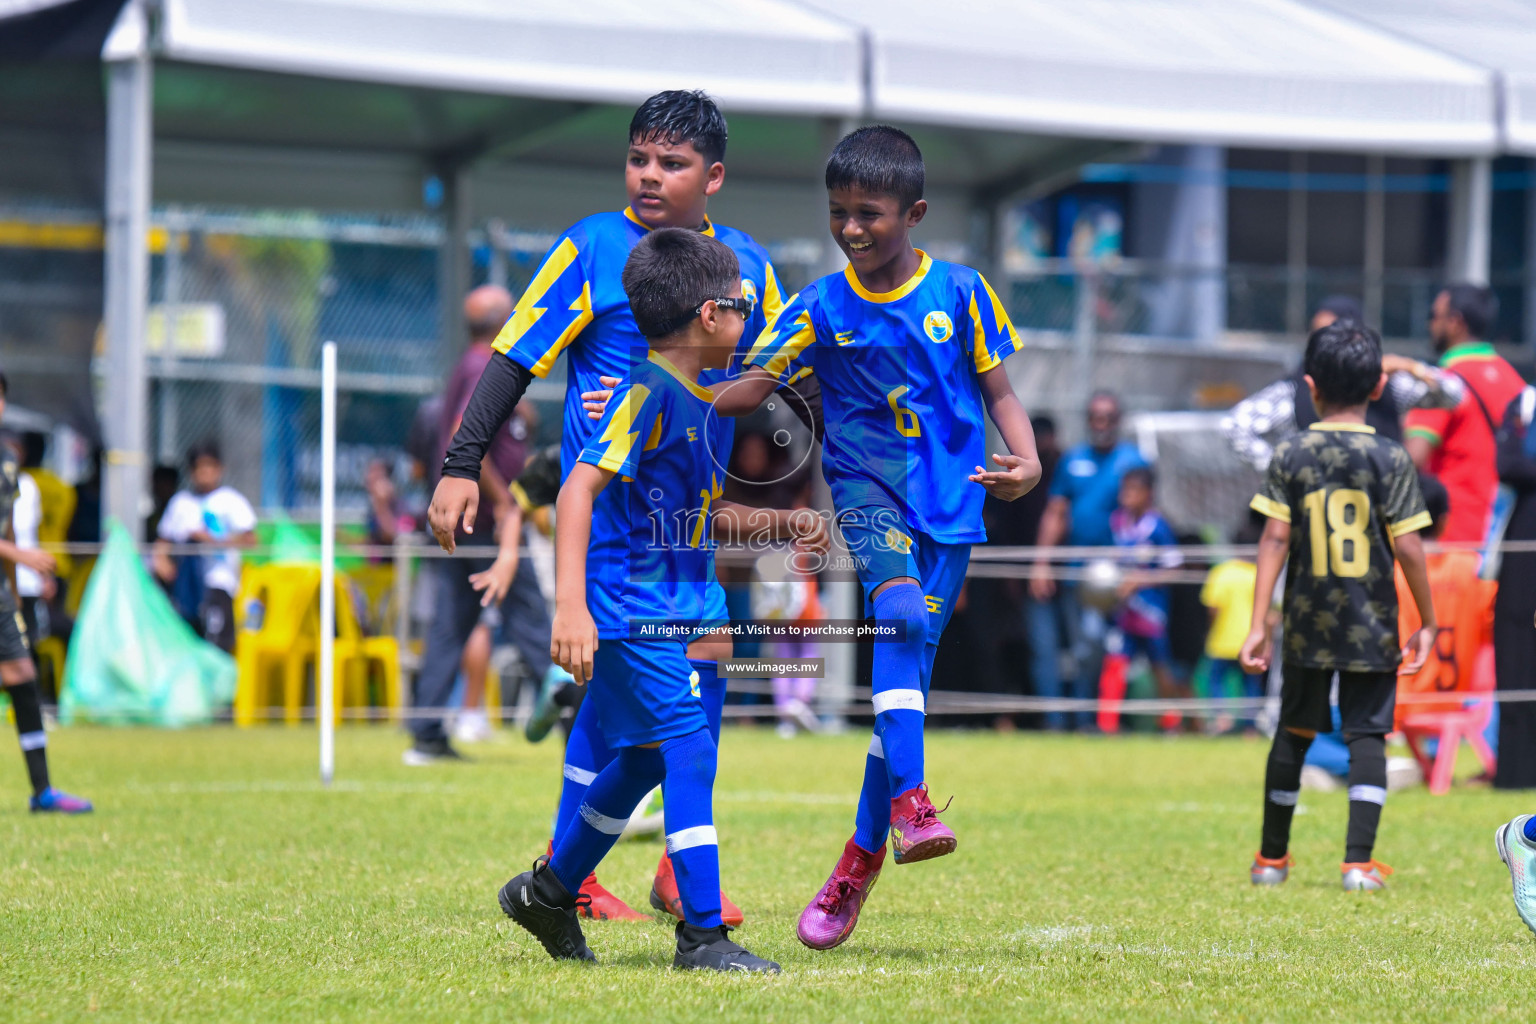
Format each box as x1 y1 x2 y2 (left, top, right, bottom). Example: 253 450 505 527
1344 733 1387 863
1261 729 1313 859
7 681 49 795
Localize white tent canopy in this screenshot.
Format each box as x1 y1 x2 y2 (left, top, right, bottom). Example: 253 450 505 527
1315 0 1536 155
140 0 863 116
801 0 1498 154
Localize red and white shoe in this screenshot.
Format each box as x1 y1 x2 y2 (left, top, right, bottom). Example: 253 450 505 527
797 836 885 950
648 851 744 926
888 785 956 864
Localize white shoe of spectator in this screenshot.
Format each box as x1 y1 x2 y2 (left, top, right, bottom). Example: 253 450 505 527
784 698 821 734
1386 756 1424 791
453 709 493 744
1300 765 1341 792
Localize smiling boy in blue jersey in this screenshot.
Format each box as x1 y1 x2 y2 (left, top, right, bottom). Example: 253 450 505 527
428 90 806 924
499 228 827 972
711 125 1043 950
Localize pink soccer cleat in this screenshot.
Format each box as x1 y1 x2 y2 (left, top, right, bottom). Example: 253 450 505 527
797 836 885 950
888 785 956 864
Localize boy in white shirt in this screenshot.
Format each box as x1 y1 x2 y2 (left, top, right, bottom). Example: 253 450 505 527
153 442 257 653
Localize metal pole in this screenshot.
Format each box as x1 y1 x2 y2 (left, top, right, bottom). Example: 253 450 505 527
319 342 337 784
1449 157 1492 286
102 13 153 534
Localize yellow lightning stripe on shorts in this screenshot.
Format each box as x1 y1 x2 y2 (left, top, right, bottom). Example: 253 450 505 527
592 384 654 473
492 238 594 375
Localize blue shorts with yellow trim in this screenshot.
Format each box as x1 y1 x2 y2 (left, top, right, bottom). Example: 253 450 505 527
836 506 970 644
590 638 709 748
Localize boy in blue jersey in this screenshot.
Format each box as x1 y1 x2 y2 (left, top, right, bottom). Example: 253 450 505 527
500 228 827 972
428 90 807 923
712 126 1043 950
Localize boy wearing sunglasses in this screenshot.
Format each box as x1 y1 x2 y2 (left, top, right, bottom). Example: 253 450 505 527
429 90 799 926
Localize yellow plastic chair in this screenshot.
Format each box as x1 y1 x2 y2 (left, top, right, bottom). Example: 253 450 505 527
233 564 321 726
332 571 401 723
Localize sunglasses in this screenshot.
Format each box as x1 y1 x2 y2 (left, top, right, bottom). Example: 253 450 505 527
650 295 756 337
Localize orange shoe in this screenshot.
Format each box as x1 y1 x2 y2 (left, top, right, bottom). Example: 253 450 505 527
1341 859 1392 892
1250 851 1292 885
576 871 650 921
649 851 744 927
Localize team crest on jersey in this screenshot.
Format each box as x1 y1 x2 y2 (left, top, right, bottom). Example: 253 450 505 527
923 311 953 343
688 670 701 698
741 279 757 305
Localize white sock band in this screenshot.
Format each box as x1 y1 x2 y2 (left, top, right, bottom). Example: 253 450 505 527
1348 785 1387 806
867 733 884 759
18 731 45 752
665 825 718 853
563 763 597 786
872 688 925 715
1267 789 1300 807
578 802 628 835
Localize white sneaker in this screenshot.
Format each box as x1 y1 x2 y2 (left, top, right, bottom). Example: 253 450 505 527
453 710 492 744
1495 815 1536 938
776 720 798 740
1386 757 1424 791
1300 765 1341 792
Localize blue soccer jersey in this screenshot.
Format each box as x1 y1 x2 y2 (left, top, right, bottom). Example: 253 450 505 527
493 208 785 479
745 251 1020 543
577 352 726 640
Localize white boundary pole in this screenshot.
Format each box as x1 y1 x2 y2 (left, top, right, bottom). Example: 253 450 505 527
319 341 337 785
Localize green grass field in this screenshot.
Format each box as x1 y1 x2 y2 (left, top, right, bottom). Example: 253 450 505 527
1 725 1531 1023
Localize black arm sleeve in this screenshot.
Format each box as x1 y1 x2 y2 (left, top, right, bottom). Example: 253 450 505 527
776 373 824 445
440 355 533 481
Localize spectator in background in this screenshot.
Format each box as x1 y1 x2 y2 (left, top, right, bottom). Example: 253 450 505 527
364 457 412 547
1222 296 1458 473
1108 466 1188 731
970 415 1057 729
1199 511 1267 735
152 441 257 654
65 445 102 547
1493 385 1536 789
405 285 533 764
1029 390 1146 731
1406 284 1526 544
145 464 180 546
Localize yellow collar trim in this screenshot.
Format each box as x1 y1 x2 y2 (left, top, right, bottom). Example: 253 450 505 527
1307 422 1375 433
623 206 715 237
647 350 714 402
843 250 931 303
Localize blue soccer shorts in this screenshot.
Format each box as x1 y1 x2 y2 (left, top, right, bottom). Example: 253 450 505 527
589 638 710 748
835 505 971 645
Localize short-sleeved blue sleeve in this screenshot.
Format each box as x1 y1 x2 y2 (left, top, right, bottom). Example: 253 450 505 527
577 377 665 481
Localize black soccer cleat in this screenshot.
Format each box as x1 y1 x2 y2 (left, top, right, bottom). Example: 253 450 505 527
497 858 596 962
672 920 781 974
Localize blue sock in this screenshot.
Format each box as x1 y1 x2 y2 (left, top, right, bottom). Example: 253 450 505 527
853 732 891 852
689 659 726 745
548 745 665 895
871 583 929 796
551 697 616 846
660 727 723 929
1524 816 1536 844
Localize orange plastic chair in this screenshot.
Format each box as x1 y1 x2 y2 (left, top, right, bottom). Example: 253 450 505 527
1400 644 1498 795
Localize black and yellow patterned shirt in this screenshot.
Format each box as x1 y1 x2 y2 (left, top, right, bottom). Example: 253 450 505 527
1251 423 1430 672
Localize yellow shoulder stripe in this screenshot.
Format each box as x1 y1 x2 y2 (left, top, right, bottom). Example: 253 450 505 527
593 384 652 472
1389 510 1433 537
493 238 593 375
1250 494 1291 524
